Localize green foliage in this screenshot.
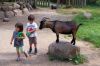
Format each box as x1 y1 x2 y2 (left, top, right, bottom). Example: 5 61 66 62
96 0 100 6
87 0 97 4
71 54 87 65
48 54 87 65
74 6 100 48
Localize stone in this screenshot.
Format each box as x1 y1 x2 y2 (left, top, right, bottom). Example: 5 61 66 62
6 11 14 18
0 11 5 19
14 9 22 16
13 3 20 9
23 8 29 15
48 41 80 58
83 12 92 19
3 18 10 22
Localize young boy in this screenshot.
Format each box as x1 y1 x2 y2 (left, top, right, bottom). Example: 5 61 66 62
26 14 38 54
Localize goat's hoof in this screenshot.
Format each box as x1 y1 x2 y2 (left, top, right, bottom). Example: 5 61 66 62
56 40 59 43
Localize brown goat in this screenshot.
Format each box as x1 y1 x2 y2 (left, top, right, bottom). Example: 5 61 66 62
39 17 82 45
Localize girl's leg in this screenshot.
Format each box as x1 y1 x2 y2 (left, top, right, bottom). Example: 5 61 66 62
20 47 28 58
16 47 21 61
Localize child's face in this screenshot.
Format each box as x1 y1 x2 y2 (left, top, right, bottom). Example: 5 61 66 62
29 20 34 23
15 27 20 32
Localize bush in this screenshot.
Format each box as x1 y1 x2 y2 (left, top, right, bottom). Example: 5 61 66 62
96 0 100 6
87 0 97 4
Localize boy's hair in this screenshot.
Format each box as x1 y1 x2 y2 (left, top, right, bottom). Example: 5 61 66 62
28 14 35 21
15 23 23 32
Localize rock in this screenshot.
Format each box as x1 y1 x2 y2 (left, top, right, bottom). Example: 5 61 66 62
26 3 33 11
0 11 5 19
3 18 10 22
13 3 20 9
48 41 80 58
51 5 57 9
83 12 92 19
14 9 22 16
23 8 29 15
6 11 14 18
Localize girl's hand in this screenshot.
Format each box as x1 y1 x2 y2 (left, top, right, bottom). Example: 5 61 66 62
10 42 12 45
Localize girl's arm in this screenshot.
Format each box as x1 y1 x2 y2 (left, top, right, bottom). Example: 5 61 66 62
22 33 25 39
10 35 14 45
18 33 25 39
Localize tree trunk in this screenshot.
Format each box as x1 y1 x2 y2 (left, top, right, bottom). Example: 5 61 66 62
57 0 60 8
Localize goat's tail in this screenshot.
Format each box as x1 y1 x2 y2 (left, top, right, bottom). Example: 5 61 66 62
77 23 83 31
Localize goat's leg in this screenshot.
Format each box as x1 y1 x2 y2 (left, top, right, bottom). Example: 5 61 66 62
56 33 59 43
71 33 76 45
71 34 74 44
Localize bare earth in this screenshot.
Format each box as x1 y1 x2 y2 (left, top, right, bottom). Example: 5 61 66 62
0 9 100 66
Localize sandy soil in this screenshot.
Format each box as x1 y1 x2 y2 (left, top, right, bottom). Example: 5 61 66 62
0 9 100 66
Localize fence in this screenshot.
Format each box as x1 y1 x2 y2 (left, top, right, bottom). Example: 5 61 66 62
0 0 87 8
69 0 87 7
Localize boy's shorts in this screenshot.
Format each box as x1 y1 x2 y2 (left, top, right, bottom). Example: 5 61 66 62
29 37 37 44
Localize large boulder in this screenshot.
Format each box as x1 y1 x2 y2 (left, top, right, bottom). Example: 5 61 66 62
48 41 80 59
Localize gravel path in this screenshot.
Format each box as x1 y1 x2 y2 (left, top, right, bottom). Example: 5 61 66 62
0 9 100 66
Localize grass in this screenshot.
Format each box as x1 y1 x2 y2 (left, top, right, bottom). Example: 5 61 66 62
57 6 100 48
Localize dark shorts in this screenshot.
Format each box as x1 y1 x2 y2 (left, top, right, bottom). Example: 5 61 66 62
29 37 37 44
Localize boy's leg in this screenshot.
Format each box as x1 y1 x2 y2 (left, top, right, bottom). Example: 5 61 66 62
28 37 33 54
33 37 37 54
34 43 37 54
29 44 32 54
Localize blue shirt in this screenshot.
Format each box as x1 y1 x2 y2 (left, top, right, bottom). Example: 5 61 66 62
13 31 23 47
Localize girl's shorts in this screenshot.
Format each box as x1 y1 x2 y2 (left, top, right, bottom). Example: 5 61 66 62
29 37 37 44
16 47 23 52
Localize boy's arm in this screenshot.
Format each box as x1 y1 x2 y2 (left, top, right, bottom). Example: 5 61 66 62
29 28 37 33
29 23 38 33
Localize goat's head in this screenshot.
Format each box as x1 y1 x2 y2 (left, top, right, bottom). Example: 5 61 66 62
39 17 50 30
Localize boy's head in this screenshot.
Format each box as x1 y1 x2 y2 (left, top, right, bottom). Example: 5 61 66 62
15 23 23 32
28 14 35 23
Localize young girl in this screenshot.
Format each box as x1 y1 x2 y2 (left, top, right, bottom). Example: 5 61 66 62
10 23 28 61
26 14 38 54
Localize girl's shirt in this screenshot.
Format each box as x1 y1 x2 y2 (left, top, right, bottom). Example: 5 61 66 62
13 31 23 47
26 22 38 37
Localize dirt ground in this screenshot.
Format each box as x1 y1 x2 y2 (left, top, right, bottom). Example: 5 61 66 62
0 9 100 66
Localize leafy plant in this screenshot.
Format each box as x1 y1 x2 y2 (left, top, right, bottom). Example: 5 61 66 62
48 54 87 65
71 54 87 65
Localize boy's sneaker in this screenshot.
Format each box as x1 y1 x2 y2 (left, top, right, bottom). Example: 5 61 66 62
16 57 21 61
34 48 37 55
28 48 32 54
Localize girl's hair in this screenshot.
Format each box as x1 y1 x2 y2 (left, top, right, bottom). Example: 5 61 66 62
28 14 35 21
15 23 23 32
